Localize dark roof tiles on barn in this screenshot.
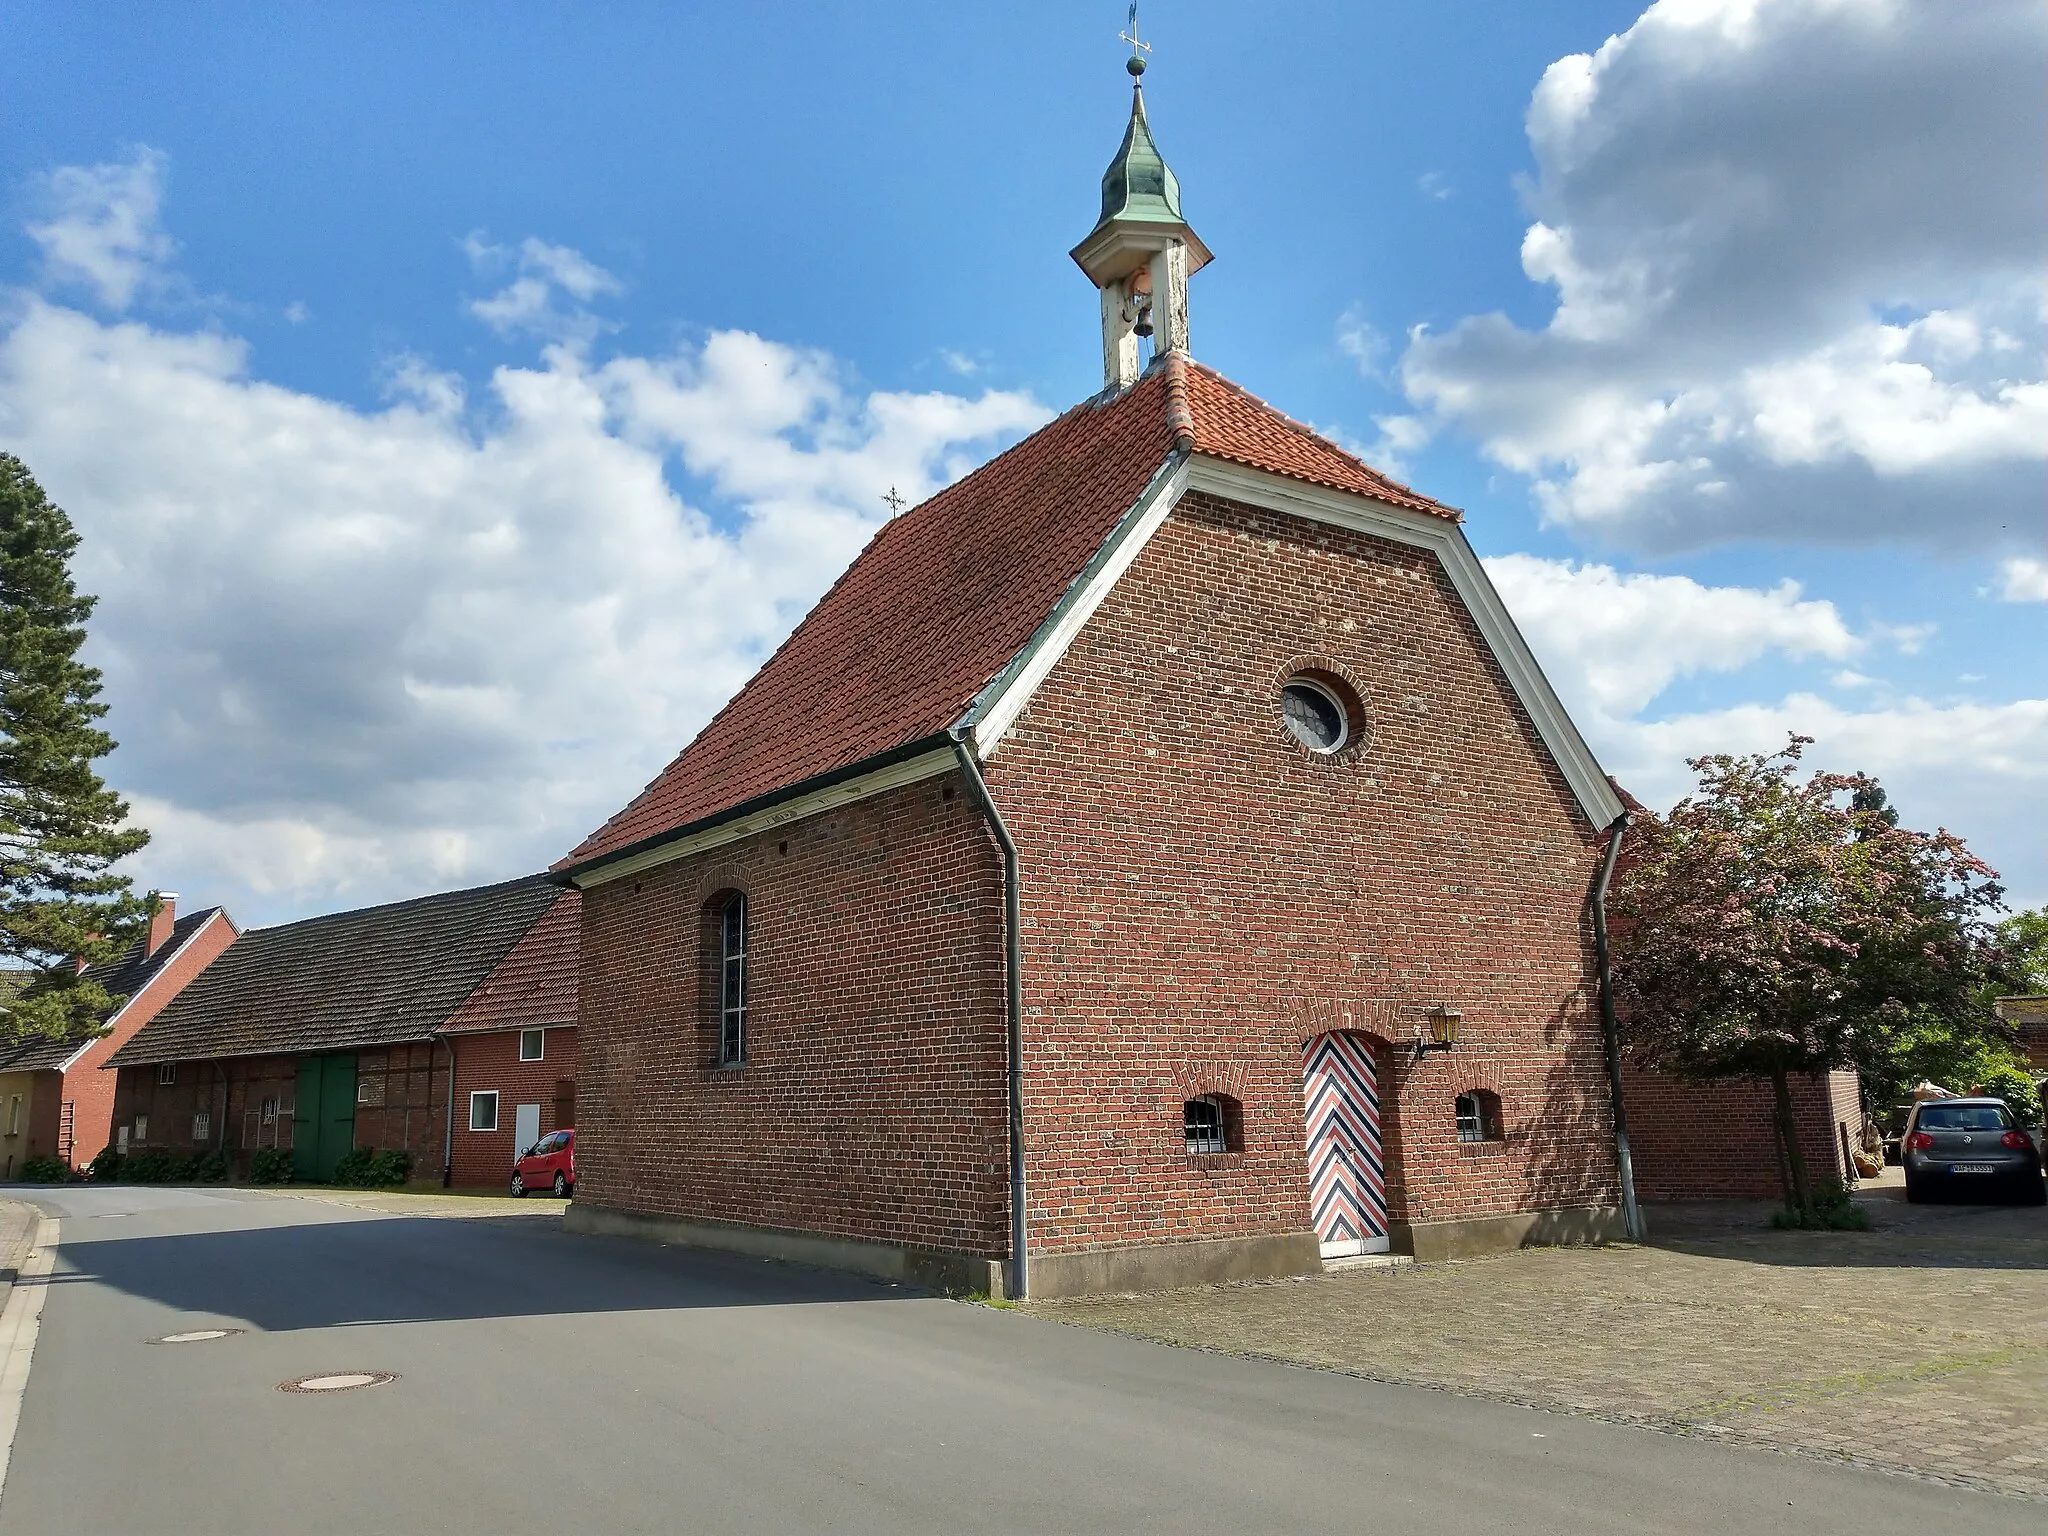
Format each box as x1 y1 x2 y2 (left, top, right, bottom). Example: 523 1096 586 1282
561 355 1455 869
107 878 567 1067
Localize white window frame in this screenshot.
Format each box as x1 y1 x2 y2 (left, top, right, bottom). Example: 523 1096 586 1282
193 1112 211 1143
6 1095 20 1136
718 893 748 1066
468 1090 500 1133
133 1114 149 1142
157 1063 177 1085
519 1028 545 1062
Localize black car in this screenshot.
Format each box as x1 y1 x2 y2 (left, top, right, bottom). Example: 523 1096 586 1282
1901 1098 2046 1205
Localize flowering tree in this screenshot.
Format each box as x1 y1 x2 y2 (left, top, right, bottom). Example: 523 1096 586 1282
1612 738 2005 1217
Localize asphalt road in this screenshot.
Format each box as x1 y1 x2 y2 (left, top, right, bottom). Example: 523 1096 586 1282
0 1185 2033 1535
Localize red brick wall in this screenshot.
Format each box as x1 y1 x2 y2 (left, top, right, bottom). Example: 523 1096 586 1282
1623 1067 1857 1200
448 1025 579 1188
980 489 1620 1254
574 782 1011 1254
65 912 237 1167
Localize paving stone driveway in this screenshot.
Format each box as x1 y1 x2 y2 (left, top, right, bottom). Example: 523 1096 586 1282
1023 1177 2048 1500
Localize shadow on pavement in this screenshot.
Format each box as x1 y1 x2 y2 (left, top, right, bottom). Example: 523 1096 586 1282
39 1206 911 1331
1641 1181 2048 1271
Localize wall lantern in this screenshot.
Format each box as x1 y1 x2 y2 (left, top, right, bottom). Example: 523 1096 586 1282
1415 1004 1461 1061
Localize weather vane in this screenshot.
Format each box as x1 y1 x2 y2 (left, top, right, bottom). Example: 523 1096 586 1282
1120 2 1150 76
882 487 907 515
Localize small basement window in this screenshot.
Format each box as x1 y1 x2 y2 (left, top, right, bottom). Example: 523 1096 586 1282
157 1063 177 1085
1456 1090 1504 1144
468 1090 500 1133
519 1028 545 1062
1184 1095 1242 1155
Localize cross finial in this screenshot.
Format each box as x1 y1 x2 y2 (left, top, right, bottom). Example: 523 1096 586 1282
1120 2 1149 76
882 486 907 515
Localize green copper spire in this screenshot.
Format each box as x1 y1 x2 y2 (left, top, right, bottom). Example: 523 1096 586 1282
1093 79 1185 234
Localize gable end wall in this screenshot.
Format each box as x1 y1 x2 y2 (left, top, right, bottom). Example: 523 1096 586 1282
987 487 1622 1254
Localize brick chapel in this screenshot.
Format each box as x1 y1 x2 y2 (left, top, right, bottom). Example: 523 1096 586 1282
556 61 1640 1296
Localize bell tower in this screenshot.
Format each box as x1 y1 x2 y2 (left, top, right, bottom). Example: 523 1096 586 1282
1070 40 1212 391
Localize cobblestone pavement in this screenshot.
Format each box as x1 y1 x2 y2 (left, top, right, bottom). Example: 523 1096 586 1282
1024 1179 2048 1500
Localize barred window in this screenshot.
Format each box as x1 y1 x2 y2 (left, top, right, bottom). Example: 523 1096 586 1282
1456 1090 1504 1143
719 892 748 1066
193 1112 211 1142
1184 1097 1225 1153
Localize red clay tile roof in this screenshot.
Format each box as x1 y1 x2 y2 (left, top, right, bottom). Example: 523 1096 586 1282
561 356 1458 869
1180 359 1456 519
442 889 580 1034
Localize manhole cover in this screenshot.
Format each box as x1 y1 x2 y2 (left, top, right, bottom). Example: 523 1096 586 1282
150 1328 243 1344
277 1372 397 1394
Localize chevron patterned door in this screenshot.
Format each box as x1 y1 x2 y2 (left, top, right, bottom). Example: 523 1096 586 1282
1301 1032 1389 1257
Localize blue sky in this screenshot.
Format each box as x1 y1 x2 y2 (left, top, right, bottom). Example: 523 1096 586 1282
2 0 2042 923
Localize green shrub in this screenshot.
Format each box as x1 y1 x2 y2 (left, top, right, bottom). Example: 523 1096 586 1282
1772 1182 1870 1231
18 1155 71 1183
332 1146 412 1187
120 1149 192 1184
190 1148 228 1183
248 1147 293 1184
86 1144 122 1181
370 1148 412 1184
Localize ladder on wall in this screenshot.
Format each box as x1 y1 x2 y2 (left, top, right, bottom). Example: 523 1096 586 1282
57 1101 75 1166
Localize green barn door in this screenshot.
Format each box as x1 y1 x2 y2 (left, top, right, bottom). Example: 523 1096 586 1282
290 1056 359 1181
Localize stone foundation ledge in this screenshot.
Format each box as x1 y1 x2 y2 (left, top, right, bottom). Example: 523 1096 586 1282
564 1203 1325 1299
564 1202 1008 1297
1391 1204 1627 1261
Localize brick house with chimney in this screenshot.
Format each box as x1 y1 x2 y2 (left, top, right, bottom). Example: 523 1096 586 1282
0 896 239 1172
107 877 576 1185
552 72 1648 1297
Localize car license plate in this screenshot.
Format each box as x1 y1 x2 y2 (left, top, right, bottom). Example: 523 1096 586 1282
1949 1163 1995 1174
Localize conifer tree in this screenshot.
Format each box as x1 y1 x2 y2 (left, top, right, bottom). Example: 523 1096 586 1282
0 453 151 1043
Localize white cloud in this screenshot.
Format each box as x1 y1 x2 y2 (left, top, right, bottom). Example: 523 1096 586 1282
1485 554 1857 715
1397 0 2048 552
26 147 175 310
1998 556 2048 602
0 252 1046 922
463 234 625 343
1493 552 2047 905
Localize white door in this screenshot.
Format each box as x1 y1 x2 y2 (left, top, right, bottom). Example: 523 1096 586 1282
514 1102 542 1157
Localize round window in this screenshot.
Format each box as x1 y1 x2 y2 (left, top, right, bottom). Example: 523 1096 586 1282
1281 679 1348 753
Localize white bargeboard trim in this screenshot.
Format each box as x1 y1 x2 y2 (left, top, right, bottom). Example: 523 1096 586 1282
565 747 958 890
967 454 1624 828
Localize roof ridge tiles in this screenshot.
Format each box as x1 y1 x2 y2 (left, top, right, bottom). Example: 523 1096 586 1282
1182 358 1457 519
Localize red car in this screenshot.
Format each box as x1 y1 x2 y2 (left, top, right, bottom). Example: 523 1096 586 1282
511 1128 575 1198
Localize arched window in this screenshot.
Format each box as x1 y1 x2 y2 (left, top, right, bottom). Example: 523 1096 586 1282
1183 1094 1243 1154
1456 1090 1503 1143
718 892 748 1065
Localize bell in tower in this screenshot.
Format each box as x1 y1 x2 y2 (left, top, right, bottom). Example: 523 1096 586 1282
1071 43 1212 391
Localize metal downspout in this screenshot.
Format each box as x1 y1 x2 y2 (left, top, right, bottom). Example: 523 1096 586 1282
440 1034 457 1189
949 734 1027 1301
1591 811 1644 1241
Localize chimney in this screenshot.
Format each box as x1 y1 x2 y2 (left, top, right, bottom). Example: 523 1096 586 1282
147 893 178 957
